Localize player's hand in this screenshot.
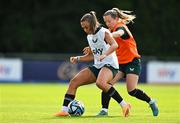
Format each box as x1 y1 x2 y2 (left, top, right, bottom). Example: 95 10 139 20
98 54 107 61
83 47 91 55
70 56 78 64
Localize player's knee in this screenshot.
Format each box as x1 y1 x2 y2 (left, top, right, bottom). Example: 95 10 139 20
96 81 101 89
128 89 137 97
96 81 104 90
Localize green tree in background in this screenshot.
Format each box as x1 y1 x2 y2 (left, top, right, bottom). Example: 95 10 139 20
0 0 179 57
134 0 179 57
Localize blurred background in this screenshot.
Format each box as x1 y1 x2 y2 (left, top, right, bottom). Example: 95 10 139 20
0 0 179 83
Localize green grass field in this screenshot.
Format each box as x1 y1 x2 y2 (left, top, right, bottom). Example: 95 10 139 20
0 83 180 124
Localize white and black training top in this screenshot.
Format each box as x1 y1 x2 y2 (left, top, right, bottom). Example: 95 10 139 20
87 26 119 69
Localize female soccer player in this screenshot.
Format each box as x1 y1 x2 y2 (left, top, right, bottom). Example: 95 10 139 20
54 11 131 117
83 8 159 117
98 8 159 116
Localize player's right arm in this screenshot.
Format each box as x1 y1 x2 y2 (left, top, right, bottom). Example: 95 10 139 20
111 28 125 38
112 26 132 39
70 53 94 64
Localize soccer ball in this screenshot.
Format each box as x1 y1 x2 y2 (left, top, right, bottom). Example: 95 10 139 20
68 100 85 116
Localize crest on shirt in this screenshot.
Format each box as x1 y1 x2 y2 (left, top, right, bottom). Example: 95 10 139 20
92 38 98 43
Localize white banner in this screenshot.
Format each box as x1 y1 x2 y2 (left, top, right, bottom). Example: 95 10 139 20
147 61 180 83
0 59 22 81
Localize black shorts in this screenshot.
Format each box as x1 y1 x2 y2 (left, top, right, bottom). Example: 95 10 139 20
119 58 141 76
88 64 118 78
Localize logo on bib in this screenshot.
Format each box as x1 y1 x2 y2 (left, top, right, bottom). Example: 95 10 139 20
92 38 98 43
130 68 134 71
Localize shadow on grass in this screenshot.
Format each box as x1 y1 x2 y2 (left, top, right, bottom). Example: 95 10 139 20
48 115 121 120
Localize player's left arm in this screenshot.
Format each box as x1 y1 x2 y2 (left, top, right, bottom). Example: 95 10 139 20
99 31 118 61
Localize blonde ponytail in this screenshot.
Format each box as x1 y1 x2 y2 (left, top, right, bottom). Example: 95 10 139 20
104 8 136 24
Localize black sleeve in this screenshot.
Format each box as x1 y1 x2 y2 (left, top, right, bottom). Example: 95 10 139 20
115 27 130 40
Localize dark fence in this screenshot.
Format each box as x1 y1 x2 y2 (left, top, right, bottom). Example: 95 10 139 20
0 53 180 83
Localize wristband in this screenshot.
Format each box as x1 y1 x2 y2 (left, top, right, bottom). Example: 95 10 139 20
77 56 80 61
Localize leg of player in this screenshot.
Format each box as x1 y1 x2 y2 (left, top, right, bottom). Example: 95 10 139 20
96 67 131 117
97 71 125 116
54 67 96 116
126 74 159 116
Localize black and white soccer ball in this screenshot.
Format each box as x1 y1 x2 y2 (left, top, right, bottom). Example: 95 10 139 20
68 100 85 116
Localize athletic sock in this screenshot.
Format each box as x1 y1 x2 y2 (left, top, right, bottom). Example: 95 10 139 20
120 100 127 107
106 87 123 104
62 94 75 106
61 106 69 112
101 91 111 109
101 108 108 113
128 89 151 103
61 94 75 112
